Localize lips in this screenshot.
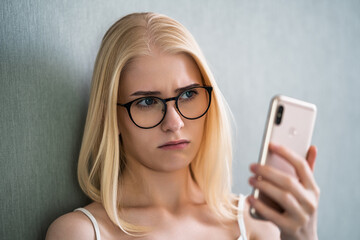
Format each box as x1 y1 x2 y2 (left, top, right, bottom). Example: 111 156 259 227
158 139 190 149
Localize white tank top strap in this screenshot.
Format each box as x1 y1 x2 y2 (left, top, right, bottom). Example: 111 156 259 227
74 208 101 240
237 194 248 240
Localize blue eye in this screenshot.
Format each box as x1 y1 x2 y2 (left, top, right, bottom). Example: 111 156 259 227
136 97 158 108
180 90 198 101
144 98 154 105
185 91 194 98
140 98 153 106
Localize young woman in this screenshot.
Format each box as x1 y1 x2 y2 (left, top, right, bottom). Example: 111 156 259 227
46 12 319 240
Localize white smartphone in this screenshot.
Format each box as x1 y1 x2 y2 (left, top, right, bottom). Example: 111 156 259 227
250 95 317 220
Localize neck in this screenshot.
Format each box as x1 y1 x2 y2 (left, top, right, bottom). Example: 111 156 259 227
119 160 204 212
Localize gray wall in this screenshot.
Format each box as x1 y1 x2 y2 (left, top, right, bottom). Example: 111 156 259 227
1 0 359 239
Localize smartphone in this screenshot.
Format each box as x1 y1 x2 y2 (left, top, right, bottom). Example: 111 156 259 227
250 95 317 220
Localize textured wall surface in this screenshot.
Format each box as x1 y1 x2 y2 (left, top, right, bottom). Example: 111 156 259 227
1 0 359 239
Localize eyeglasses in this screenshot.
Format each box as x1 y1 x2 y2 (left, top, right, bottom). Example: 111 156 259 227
117 86 213 129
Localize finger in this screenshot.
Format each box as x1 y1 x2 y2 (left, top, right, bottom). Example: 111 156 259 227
269 143 317 190
250 164 317 214
248 195 296 231
249 176 306 219
306 145 317 171
305 146 320 196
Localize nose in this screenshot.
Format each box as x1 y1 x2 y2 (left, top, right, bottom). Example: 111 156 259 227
160 101 184 132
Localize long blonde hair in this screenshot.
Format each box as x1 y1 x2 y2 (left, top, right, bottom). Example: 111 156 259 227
77 12 237 235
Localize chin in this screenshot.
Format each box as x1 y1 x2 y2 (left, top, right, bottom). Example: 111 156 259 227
152 154 193 172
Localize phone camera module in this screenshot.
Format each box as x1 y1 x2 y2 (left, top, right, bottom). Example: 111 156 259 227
275 105 284 125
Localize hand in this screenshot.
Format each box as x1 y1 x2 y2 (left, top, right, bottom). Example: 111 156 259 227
248 143 320 240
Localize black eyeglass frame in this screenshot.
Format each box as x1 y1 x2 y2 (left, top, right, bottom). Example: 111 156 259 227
117 86 213 129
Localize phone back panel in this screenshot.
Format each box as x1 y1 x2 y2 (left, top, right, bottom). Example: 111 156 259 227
250 95 317 219
267 96 317 177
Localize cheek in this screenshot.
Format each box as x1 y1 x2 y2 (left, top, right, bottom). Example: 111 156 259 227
188 117 206 145
117 108 135 135
117 109 156 154
117 109 135 145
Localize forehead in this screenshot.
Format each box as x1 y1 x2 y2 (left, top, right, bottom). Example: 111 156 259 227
118 52 203 99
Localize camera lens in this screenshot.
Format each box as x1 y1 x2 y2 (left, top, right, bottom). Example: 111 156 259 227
275 105 284 125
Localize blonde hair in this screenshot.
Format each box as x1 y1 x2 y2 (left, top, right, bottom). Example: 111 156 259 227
77 12 237 235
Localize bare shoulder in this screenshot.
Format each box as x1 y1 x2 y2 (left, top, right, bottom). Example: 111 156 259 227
242 196 280 240
45 209 95 240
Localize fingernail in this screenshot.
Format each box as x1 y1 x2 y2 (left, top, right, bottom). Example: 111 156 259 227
248 196 255 204
250 164 258 173
249 177 256 185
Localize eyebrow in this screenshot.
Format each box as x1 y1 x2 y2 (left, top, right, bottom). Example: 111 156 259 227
130 83 201 97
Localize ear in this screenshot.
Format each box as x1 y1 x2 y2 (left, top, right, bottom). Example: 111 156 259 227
306 145 317 171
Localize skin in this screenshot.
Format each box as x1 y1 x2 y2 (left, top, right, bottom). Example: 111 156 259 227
248 144 319 240
45 51 319 240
